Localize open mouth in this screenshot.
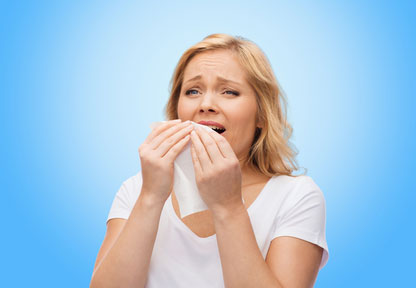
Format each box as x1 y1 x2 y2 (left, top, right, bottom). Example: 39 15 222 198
203 125 226 134
211 127 226 134
197 121 227 134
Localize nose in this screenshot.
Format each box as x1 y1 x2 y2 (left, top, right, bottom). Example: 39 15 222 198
198 92 218 114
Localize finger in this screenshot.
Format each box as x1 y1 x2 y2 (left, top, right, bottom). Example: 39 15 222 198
163 134 191 162
190 129 211 171
190 140 203 175
150 121 192 150
144 119 182 145
156 123 194 157
195 126 224 162
204 127 235 159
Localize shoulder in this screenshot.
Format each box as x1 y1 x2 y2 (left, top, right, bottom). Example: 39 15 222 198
270 174 318 188
267 175 329 270
267 174 325 209
121 171 143 191
116 171 143 205
107 171 143 222
271 174 322 194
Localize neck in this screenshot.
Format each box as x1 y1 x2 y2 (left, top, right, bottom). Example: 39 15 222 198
240 161 269 187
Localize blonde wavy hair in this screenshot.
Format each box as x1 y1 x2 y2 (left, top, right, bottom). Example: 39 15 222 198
164 33 305 177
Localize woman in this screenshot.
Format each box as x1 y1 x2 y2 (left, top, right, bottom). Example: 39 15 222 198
90 33 329 288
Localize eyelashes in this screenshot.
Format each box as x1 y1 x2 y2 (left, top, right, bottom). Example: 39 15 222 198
185 89 240 96
224 90 240 96
185 89 199 95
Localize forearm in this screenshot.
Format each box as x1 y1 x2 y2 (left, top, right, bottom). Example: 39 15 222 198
213 203 283 288
90 192 164 288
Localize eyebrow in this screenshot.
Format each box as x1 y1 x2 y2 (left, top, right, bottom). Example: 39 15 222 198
183 74 243 86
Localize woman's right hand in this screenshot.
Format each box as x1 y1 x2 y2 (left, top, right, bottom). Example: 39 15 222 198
138 119 194 205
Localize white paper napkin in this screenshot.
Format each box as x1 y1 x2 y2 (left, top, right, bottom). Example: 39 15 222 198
149 121 212 218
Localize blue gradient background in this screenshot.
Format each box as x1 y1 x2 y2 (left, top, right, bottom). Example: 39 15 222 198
1 1 415 287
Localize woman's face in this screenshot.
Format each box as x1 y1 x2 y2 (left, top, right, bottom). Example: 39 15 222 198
177 49 260 163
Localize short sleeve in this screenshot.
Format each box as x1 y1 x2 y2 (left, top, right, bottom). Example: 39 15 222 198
272 176 329 270
106 172 142 224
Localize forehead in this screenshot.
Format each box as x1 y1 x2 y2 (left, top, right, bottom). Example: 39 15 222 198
183 49 248 83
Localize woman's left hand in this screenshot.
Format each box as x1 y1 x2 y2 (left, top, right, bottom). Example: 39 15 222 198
190 126 243 216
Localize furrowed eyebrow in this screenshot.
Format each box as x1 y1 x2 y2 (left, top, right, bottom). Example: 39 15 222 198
183 74 243 86
184 75 202 84
216 76 243 86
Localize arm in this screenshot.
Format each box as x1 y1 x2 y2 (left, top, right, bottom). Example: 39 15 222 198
90 120 193 287
213 203 282 288
213 204 323 288
190 127 325 287
90 193 164 288
265 236 323 288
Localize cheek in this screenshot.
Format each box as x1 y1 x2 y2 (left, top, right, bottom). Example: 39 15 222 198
177 97 193 119
226 106 257 151
229 100 257 127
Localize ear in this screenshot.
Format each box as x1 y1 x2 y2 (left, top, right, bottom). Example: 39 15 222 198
256 119 264 129
255 112 264 129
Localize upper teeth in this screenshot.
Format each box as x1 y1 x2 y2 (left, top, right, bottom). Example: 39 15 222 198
206 125 225 130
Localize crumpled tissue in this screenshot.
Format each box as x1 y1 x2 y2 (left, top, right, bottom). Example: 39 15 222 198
149 121 213 218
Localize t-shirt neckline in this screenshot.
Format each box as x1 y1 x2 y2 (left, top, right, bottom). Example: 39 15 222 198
166 176 276 241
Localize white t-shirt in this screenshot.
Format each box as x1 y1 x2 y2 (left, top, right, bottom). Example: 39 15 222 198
107 171 329 288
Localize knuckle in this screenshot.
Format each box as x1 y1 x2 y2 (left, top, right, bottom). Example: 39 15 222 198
138 149 146 157
141 150 156 161
196 146 204 153
140 154 150 163
206 140 215 147
169 146 179 154
154 125 167 135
